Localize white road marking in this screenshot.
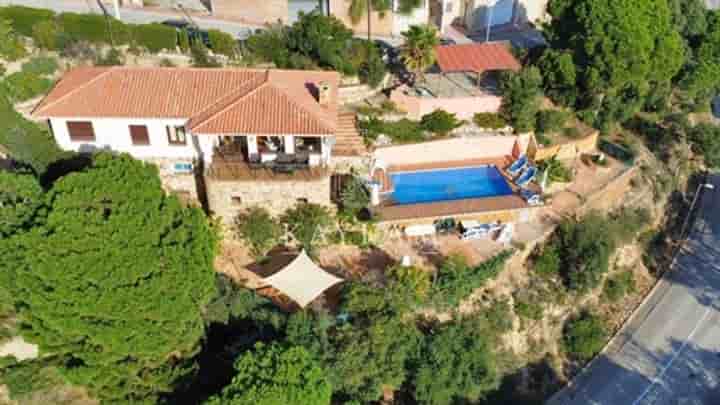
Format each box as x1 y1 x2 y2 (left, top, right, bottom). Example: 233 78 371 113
631 307 713 405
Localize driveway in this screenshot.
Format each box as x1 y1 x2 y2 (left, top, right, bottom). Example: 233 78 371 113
548 174 720 405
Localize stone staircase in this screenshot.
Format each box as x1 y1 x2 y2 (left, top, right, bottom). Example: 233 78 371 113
333 112 367 157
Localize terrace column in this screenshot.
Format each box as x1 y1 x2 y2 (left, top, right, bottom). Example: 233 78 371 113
284 135 295 154
247 135 258 156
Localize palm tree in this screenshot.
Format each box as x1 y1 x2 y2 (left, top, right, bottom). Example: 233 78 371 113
348 0 391 25
400 24 439 83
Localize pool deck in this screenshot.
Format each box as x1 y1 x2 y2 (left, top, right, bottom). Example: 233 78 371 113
372 156 540 222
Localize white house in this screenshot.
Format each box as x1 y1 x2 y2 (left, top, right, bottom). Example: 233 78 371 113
33 66 343 176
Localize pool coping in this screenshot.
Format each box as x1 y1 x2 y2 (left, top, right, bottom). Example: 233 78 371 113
371 155 540 223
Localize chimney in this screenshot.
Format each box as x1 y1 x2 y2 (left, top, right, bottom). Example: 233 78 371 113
317 81 331 106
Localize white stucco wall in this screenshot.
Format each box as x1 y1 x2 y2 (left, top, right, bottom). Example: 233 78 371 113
393 0 430 36
49 117 199 159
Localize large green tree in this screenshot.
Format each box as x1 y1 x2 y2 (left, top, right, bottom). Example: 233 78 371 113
0 171 44 237
500 66 543 133
0 153 218 403
205 342 332 405
413 317 499 405
680 12 720 106
543 0 685 128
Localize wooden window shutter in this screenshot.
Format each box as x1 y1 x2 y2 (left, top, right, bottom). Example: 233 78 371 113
129 125 150 145
67 121 95 141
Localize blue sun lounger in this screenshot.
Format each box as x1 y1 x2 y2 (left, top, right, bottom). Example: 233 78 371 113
516 166 537 187
507 155 528 176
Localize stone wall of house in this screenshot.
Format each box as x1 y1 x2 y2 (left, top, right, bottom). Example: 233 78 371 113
142 157 199 202
206 176 333 224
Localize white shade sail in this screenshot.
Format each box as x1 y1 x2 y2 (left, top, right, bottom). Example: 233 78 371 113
262 250 343 308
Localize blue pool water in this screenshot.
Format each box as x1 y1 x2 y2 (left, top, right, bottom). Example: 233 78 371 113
389 165 513 205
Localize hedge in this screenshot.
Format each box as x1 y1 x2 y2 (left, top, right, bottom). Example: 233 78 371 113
208 29 236 57
0 5 55 37
58 12 131 45
132 23 177 53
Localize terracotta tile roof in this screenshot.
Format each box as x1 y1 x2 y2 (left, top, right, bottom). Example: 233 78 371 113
435 42 522 74
33 67 340 136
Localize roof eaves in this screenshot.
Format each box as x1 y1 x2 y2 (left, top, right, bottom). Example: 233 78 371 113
32 67 114 117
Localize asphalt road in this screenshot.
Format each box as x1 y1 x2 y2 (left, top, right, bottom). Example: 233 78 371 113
549 174 720 405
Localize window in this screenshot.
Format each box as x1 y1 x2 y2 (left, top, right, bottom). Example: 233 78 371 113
173 162 193 174
67 121 95 142
231 196 243 206
129 125 150 145
167 125 187 145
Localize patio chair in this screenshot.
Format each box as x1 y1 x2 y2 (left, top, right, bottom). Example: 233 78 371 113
516 166 537 187
507 155 528 176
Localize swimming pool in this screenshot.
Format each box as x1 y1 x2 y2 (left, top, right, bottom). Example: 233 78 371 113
389 165 513 205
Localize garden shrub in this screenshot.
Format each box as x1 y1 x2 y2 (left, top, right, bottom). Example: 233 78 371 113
2 71 53 102
0 18 27 61
31 20 60 50
536 110 569 134
420 109 463 136
235 206 282 259
178 28 190 53
602 270 636 302
514 294 544 321
132 23 177 53
555 214 614 293
608 207 650 245
0 5 55 37
340 177 370 216
539 157 573 185
430 251 512 309
281 202 333 254
208 29 236 57
191 42 221 67
562 311 607 361
95 48 124 66
534 246 560 277
386 264 432 304
598 139 637 164
688 123 720 168
348 40 386 88
473 112 507 129
21 56 58 76
563 126 582 139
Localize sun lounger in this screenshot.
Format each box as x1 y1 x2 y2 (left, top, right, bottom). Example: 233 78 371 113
496 223 514 245
516 166 537 187
508 155 528 176
520 189 543 206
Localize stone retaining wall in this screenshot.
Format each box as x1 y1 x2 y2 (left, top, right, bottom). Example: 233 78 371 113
142 157 198 201
338 74 392 104
206 176 333 224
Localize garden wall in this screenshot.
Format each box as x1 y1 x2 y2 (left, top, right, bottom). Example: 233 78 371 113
530 131 599 161
389 86 503 120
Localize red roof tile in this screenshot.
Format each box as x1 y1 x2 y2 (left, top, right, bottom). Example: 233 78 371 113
435 42 522 74
33 67 340 136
